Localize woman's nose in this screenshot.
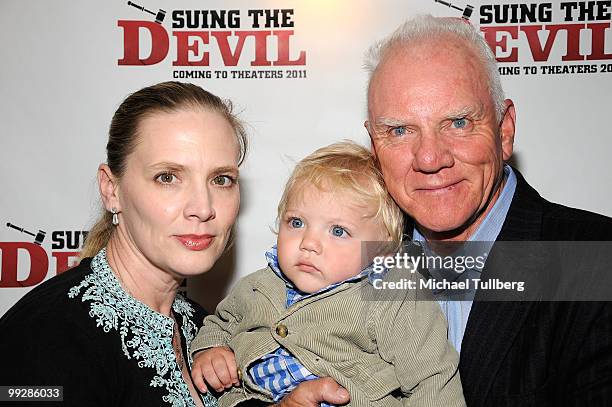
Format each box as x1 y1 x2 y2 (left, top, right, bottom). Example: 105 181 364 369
184 186 216 222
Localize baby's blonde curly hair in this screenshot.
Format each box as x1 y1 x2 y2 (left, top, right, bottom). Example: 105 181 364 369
277 140 404 247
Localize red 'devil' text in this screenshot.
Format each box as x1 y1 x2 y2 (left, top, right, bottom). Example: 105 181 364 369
117 21 306 66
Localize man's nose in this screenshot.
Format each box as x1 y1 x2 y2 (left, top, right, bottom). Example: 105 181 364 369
299 229 322 254
184 185 216 222
412 129 454 173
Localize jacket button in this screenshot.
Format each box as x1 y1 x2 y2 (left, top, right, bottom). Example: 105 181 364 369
276 324 288 338
237 368 242 381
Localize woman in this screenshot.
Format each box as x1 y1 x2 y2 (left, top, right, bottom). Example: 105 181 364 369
0 82 349 407
0 82 245 406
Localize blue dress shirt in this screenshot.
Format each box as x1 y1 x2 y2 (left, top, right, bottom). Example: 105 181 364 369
413 165 517 352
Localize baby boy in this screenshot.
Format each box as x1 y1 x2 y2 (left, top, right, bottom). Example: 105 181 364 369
190 141 465 407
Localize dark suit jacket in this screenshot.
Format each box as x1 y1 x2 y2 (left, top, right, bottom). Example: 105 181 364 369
458 169 612 406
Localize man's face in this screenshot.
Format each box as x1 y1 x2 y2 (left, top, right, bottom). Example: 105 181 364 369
367 37 515 241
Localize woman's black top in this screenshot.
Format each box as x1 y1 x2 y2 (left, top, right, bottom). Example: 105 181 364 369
0 249 219 407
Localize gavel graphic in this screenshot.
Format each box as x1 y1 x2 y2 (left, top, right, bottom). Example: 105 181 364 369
6 222 47 245
434 0 474 20
127 1 166 24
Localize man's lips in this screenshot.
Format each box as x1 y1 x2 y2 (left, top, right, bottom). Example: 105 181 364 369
175 234 215 251
416 180 463 193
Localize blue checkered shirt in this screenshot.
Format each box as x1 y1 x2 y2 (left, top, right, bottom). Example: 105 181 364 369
248 247 379 405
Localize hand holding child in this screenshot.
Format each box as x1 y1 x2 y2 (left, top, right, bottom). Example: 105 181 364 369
191 346 240 393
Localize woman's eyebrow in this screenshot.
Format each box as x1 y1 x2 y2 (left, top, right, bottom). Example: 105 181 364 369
212 166 239 176
148 162 186 171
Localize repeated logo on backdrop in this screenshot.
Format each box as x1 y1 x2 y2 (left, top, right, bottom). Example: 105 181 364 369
118 1 308 80
1 222 85 288
434 0 612 76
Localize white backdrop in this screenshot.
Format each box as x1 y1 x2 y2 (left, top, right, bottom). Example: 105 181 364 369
2 0 611 314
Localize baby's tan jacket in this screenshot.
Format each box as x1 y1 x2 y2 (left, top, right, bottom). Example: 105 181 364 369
191 265 465 407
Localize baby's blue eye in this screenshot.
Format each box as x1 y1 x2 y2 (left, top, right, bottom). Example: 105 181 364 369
452 118 467 129
392 127 407 137
290 218 303 228
331 226 348 237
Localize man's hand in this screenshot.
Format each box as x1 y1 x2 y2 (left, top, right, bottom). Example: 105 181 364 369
191 346 239 393
274 377 350 407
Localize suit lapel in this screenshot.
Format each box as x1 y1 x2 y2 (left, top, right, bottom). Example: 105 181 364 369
492 169 543 242
459 168 545 406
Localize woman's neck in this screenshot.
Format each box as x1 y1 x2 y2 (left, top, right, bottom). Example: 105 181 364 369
105 234 181 317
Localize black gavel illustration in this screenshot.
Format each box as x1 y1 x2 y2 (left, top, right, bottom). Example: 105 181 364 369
127 1 166 24
434 0 474 20
6 222 47 245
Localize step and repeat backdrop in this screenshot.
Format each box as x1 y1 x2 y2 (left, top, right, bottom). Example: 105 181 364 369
2 0 612 314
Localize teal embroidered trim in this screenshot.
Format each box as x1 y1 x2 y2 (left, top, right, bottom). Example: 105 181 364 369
68 248 218 407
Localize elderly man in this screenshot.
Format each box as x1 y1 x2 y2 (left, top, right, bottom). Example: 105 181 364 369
363 15 612 407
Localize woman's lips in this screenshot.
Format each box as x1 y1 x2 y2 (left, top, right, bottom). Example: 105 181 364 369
175 234 215 251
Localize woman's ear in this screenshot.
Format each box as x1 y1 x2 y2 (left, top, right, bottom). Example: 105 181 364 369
98 164 121 212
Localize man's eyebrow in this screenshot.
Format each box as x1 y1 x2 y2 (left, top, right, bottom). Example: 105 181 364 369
373 117 407 127
446 105 484 119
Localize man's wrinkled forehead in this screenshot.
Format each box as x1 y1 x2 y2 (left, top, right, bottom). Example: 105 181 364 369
370 35 482 84
367 36 488 112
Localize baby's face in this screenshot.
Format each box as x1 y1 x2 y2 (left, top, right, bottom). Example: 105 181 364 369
277 184 388 293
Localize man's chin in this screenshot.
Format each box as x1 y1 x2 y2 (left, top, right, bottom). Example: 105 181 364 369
415 216 473 241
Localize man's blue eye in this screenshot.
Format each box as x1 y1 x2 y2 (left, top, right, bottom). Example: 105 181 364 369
452 118 467 129
331 226 347 237
392 127 407 137
290 218 303 228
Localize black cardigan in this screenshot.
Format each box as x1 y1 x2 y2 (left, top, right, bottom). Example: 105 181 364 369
0 253 214 406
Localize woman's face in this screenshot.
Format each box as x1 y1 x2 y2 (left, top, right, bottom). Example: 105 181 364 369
112 108 240 278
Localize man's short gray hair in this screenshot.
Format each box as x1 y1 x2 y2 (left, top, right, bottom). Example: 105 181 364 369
364 15 506 121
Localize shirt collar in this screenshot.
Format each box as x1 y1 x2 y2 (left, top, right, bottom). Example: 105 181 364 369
265 246 376 306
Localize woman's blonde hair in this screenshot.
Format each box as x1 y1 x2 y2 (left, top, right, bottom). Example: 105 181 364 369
277 140 404 246
81 81 247 258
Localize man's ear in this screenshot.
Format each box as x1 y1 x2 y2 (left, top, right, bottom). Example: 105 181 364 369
500 99 516 161
364 120 378 159
98 164 121 212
